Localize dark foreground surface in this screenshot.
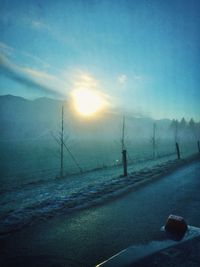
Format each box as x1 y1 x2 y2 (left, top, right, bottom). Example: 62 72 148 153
137 236 200 267
1 160 200 267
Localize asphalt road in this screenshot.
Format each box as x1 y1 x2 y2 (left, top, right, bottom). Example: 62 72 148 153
1 160 200 267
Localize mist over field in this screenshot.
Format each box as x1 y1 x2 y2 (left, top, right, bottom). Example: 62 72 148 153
0 94 170 141
0 94 199 187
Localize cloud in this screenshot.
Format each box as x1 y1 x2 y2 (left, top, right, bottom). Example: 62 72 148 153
68 69 111 108
0 42 111 104
71 70 99 89
0 42 14 56
0 45 105 100
20 51 51 69
20 16 51 32
0 53 64 97
31 20 49 30
117 73 145 86
22 67 55 82
133 74 144 81
71 70 110 100
117 74 127 85
0 41 51 69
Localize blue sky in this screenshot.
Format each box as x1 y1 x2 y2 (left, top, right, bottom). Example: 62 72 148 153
0 0 200 120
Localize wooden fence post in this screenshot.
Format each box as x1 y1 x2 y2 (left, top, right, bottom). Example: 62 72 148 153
122 149 127 176
176 142 181 160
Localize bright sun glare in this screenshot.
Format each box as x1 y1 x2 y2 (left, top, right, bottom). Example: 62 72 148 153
72 88 105 117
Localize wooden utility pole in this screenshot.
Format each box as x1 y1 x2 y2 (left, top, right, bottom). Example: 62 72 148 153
122 116 127 176
51 105 82 178
152 123 156 159
122 115 125 151
60 105 64 178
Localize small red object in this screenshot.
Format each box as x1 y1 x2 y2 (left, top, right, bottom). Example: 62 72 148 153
165 214 188 236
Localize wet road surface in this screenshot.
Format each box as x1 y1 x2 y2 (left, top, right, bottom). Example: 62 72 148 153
1 160 200 267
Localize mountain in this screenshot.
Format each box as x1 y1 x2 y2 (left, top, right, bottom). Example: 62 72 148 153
0 94 172 142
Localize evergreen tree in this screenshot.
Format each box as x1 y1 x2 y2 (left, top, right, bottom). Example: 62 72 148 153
197 122 200 139
188 118 197 139
170 119 179 143
179 117 187 141
180 117 186 131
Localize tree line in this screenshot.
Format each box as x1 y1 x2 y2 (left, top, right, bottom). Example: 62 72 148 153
170 118 200 141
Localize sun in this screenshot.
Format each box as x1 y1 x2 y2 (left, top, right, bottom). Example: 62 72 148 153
72 88 105 117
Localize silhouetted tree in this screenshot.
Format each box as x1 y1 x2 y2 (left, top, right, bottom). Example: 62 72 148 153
170 119 179 143
180 117 187 131
188 118 197 139
179 117 187 141
197 122 200 139
197 122 200 153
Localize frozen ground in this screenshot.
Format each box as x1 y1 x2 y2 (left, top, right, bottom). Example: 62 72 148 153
0 150 199 236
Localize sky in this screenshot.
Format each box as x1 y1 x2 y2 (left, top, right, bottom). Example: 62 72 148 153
0 0 200 120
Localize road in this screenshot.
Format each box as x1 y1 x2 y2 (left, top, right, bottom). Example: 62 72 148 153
1 160 200 267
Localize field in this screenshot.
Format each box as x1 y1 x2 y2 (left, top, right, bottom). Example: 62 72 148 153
0 136 198 236
0 137 197 190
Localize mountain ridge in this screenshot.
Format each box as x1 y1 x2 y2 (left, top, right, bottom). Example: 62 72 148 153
0 94 172 142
